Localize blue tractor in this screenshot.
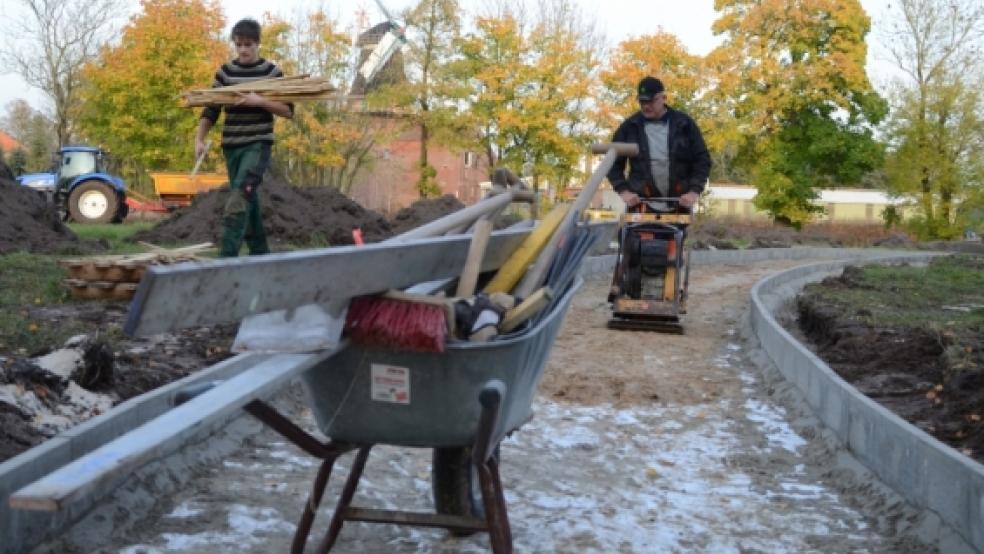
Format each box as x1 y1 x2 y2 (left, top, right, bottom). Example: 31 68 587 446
17 146 128 223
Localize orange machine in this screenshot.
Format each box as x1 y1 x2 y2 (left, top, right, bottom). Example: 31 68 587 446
149 172 227 209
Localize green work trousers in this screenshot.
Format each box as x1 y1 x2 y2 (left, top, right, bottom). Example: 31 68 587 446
220 142 270 257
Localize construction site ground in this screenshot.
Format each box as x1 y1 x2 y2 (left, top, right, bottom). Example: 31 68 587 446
33 259 949 553
3 164 982 550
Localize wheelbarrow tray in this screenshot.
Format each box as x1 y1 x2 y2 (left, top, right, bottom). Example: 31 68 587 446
300 279 582 448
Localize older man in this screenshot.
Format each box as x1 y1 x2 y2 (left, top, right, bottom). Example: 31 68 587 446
607 76 711 212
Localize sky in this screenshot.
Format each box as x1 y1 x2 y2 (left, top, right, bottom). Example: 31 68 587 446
0 0 896 117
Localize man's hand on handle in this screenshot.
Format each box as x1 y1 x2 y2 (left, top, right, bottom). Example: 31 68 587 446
194 139 208 162
619 190 640 208
679 191 699 209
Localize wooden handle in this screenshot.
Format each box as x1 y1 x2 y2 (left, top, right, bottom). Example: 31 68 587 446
456 219 493 297
500 287 553 333
590 142 639 156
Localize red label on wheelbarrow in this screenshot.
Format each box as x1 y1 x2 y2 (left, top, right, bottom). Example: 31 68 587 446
371 364 411 404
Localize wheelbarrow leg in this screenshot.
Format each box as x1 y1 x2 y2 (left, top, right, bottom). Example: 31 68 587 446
291 456 338 554
316 446 373 553
240 400 358 554
474 380 513 554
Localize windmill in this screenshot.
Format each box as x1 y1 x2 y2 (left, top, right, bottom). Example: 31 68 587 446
353 0 408 93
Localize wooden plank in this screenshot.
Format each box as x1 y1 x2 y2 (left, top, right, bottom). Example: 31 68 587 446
9 349 337 512
124 228 531 337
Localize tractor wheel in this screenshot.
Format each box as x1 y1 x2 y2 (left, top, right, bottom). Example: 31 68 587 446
432 444 500 535
68 181 118 224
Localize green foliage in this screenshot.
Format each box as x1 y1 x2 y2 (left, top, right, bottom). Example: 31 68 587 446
2 100 57 172
451 2 599 195
416 163 441 198
805 256 984 329
708 0 885 222
67 221 156 253
880 0 984 240
8 149 28 175
75 0 227 195
264 10 384 192
0 253 83 356
750 144 824 229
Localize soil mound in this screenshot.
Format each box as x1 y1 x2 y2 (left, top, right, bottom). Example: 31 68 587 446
0 161 101 255
132 177 393 247
797 260 984 465
688 219 902 250
389 194 465 236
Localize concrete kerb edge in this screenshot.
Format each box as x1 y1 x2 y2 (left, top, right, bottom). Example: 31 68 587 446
749 252 984 552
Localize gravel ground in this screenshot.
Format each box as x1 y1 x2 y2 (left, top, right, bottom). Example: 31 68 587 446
35 260 941 553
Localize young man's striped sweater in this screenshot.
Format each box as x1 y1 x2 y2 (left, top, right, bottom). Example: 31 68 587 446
200 58 293 147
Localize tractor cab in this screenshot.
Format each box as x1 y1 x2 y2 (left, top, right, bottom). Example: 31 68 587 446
57 147 103 191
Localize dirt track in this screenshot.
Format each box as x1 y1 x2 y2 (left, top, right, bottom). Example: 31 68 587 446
38 259 938 553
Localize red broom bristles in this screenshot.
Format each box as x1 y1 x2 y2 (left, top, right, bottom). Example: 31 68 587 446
344 295 447 353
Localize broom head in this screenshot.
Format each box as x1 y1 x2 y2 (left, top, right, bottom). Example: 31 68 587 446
344 295 447 353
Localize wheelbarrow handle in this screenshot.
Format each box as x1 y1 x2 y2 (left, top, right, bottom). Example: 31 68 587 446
473 379 507 464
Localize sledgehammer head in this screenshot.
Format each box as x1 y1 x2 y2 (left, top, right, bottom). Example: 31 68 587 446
590 142 639 157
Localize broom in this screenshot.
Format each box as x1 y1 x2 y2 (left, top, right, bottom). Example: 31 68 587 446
343 221 492 353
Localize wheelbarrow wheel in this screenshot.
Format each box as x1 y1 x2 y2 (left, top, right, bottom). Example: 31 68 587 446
432 444 500 536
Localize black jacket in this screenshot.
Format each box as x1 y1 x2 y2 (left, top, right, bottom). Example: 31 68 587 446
607 107 711 197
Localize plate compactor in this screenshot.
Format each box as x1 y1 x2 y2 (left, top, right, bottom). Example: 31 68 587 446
607 198 693 333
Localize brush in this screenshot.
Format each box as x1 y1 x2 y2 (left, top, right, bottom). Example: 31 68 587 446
343 219 492 353
344 290 455 353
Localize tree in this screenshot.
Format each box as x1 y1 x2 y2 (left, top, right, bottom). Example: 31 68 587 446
75 0 227 191
709 0 886 227
598 32 739 179
401 0 466 198
452 0 601 199
880 0 984 239
263 10 389 193
9 149 29 175
0 0 123 145
1 99 57 172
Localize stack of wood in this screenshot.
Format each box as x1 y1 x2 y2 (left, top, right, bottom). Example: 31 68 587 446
61 243 214 301
181 75 337 107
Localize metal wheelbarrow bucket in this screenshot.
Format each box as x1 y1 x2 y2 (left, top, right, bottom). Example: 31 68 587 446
300 278 582 448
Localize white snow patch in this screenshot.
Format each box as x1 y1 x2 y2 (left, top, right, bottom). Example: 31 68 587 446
158 505 293 550
165 501 204 518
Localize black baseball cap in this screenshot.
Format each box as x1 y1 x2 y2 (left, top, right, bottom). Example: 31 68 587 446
637 76 665 101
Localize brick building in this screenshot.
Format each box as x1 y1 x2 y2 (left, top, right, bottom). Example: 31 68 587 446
345 22 491 214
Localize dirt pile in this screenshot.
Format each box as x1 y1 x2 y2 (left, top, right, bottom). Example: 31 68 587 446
388 194 465 235
0 161 101 255
132 177 393 247
0 300 237 463
132 183 476 248
688 219 903 250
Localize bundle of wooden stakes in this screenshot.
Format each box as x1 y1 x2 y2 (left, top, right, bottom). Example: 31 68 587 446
181 75 336 107
61 243 214 301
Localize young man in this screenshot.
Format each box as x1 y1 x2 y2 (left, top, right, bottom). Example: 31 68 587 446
194 18 293 257
607 76 711 213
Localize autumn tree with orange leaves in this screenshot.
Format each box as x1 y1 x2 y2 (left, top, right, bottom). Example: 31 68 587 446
261 11 384 193
708 0 887 227
75 0 227 192
452 0 601 201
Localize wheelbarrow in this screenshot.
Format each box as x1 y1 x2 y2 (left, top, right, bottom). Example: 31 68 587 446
241 277 583 553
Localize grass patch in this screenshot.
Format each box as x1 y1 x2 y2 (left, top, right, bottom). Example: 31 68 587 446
0 253 88 355
811 255 984 329
68 221 155 254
